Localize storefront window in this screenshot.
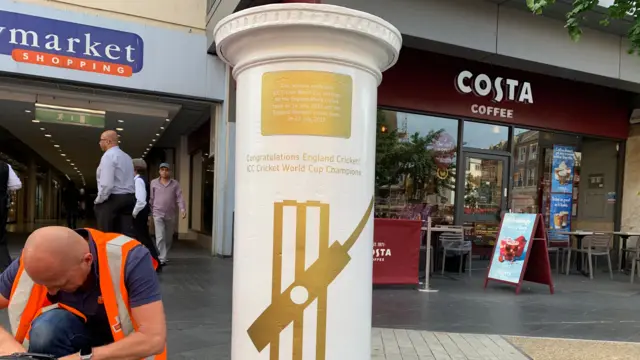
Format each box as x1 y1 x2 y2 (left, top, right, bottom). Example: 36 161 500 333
463 121 509 151
375 110 458 225
510 128 619 237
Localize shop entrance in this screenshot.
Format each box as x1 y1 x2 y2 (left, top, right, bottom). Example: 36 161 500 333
456 151 510 258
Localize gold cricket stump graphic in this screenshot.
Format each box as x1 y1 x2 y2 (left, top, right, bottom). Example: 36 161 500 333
247 197 374 359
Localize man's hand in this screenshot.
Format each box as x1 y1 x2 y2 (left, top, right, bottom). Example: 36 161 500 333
0 327 25 356
180 210 186 219
60 353 80 360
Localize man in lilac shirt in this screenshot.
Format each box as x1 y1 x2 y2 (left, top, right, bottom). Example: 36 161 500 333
150 163 186 265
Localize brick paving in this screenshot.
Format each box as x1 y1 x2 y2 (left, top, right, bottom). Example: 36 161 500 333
372 328 529 360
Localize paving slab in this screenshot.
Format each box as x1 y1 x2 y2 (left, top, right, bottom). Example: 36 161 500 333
507 336 640 360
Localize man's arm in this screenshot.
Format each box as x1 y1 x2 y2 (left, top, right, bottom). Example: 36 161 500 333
95 154 115 205
175 183 186 218
6 165 21 191
85 247 165 360
132 178 146 218
0 259 21 310
148 180 155 211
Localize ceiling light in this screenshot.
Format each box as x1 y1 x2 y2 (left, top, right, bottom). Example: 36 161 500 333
31 120 39 123
70 163 74 166
44 134 51 137
165 118 170 122
160 127 164 130
155 133 160 136
117 134 121 138
117 120 124 123
118 141 121 143
152 139 156 142
73 167 77 170
40 128 45 131
61 154 66 157
116 128 123 131
148 144 152 147
66 159 70 162
54 144 60 148
25 110 31 113
35 103 105 115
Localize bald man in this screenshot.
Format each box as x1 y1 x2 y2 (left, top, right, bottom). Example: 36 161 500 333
94 130 135 234
0 226 166 359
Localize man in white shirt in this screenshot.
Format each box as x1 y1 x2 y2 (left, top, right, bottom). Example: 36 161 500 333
94 130 136 234
0 160 21 271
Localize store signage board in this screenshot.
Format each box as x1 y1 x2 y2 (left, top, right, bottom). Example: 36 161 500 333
372 218 421 285
484 213 554 294
34 108 105 128
0 9 143 77
455 70 533 120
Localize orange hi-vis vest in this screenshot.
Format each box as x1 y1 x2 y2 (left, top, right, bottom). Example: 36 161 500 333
7 229 166 359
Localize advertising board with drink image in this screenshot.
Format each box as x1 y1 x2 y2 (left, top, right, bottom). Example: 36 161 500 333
487 213 537 284
549 193 571 240
551 145 575 194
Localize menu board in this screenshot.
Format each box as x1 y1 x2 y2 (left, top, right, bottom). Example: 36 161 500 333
548 193 572 240
487 213 537 284
551 145 575 194
548 145 576 240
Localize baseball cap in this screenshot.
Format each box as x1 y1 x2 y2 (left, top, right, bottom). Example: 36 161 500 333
159 163 171 169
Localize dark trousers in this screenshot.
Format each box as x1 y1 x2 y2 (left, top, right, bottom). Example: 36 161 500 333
133 206 160 265
66 210 78 229
94 194 135 234
0 198 12 272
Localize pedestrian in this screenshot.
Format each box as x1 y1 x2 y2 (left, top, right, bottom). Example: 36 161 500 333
132 158 162 271
0 160 21 272
0 226 166 359
150 163 186 265
62 181 80 229
94 130 136 234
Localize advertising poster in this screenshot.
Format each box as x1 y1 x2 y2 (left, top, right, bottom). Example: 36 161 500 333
487 213 537 284
548 194 572 241
551 145 575 194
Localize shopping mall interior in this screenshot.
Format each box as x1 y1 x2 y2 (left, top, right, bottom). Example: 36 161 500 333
0 74 216 252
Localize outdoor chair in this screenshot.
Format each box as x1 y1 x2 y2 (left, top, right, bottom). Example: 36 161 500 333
547 231 570 274
628 238 640 283
567 234 613 280
621 236 639 273
440 228 472 277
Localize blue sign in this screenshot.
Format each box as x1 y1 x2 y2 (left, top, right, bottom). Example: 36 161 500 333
548 193 571 241
488 213 537 284
0 10 143 76
550 145 575 194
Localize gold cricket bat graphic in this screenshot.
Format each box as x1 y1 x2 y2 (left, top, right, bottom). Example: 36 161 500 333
247 197 374 360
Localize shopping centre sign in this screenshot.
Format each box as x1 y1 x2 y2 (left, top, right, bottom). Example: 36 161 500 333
455 70 533 119
0 10 143 77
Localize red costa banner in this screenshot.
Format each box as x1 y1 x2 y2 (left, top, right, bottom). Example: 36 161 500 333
373 219 421 285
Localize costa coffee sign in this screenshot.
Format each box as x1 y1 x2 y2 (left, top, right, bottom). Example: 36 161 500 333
455 70 533 119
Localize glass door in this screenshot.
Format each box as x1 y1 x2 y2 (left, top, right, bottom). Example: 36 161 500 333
459 153 509 250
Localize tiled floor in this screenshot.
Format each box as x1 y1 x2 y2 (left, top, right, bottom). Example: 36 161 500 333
5 231 640 358
372 328 529 360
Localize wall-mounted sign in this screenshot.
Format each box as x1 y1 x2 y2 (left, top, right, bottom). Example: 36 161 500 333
0 10 143 77
35 106 105 128
455 70 533 120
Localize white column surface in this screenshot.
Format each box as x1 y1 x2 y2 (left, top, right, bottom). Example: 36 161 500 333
214 4 401 359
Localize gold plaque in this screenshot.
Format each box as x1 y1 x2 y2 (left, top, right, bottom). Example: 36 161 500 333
261 70 353 138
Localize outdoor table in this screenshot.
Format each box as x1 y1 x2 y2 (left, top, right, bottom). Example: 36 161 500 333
419 217 463 293
558 231 608 277
612 232 640 272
